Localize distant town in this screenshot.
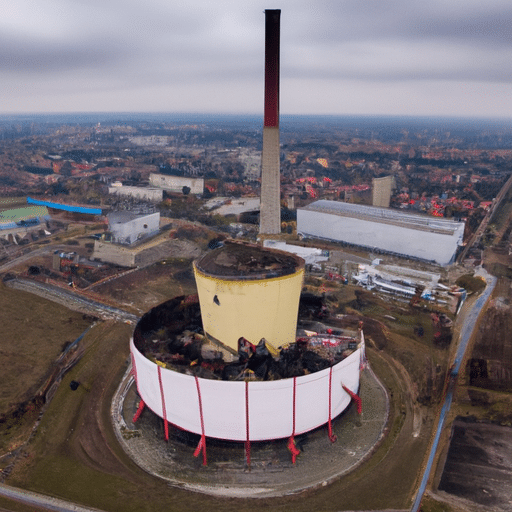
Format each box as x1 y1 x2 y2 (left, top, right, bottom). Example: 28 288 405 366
1 114 511 234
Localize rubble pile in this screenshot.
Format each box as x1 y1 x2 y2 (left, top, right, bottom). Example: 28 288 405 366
140 332 355 381
133 294 358 382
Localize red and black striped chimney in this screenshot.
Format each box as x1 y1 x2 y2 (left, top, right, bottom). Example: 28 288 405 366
259 9 281 235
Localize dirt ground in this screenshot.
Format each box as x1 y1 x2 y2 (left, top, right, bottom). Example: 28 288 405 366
438 418 512 511
2 316 438 512
92 255 199 313
0 283 91 453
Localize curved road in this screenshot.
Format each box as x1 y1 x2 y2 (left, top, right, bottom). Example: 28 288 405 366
5 278 139 324
411 268 497 512
0 482 103 512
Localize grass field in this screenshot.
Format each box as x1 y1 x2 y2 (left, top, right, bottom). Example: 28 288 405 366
0 282 92 454
0 282 91 412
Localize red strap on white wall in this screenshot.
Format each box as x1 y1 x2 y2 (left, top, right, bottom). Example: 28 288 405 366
157 365 169 441
287 376 300 463
193 376 207 466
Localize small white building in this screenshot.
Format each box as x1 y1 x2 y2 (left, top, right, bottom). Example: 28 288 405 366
107 211 160 245
262 240 329 267
149 173 204 195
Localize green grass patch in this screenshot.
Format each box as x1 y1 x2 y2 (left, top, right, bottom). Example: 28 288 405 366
419 494 455 512
455 274 486 294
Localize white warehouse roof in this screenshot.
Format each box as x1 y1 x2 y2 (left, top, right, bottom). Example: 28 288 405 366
297 200 465 265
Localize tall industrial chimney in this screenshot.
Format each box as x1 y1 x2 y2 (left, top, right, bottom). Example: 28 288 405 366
259 9 281 235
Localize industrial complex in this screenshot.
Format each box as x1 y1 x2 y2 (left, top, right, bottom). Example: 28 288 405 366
130 241 365 465
5 7 512 511
297 200 466 265
126 11 367 470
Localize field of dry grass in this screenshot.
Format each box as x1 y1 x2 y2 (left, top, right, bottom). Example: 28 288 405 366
0 282 92 454
0 282 91 411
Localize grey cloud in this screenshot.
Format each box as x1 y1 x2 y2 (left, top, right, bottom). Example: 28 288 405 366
0 38 129 73
295 1 512 47
2 0 512 117
411 15 512 45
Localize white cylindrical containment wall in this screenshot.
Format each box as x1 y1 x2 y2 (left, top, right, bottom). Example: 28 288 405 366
131 336 363 441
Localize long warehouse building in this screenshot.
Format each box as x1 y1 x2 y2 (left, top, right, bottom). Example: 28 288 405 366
297 200 465 266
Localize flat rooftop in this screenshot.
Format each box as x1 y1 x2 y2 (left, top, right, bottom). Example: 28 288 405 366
301 200 464 236
194 241 304 280
107 210 156 224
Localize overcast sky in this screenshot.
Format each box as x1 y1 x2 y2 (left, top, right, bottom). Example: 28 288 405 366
2 0 512 118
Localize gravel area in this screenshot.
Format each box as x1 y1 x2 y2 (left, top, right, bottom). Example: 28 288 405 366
111 366 389 498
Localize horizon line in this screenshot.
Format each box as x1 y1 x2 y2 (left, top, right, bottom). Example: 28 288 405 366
1 111 512 123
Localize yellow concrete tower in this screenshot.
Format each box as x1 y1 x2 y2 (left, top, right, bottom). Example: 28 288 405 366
193 241 304 353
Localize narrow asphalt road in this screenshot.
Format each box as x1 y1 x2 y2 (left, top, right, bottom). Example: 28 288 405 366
5 278 139 323
411 268 497 512
0 482 104 512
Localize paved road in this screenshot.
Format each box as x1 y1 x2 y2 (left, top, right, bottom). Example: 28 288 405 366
411 268 497 512
0 482 104 512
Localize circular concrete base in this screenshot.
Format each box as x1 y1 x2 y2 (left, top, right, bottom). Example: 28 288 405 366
111 367 389 498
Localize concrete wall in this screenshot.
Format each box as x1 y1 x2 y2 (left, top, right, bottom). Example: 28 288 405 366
93 241 136 267
297 207 465 265
193 263 304 352
131 335 363 441
260 126 281 234
149 173 204 195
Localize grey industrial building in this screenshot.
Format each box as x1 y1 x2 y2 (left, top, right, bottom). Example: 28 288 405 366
297 200 465 265
372 176 395 207
107 211 160 245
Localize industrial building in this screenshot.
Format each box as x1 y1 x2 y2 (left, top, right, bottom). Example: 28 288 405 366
263 239 329 267
108 184 163 203
106 210 160 245
372 175 395 207
297 200 465 265
130 241 365 463
92 209 161 266
149 173 204 195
